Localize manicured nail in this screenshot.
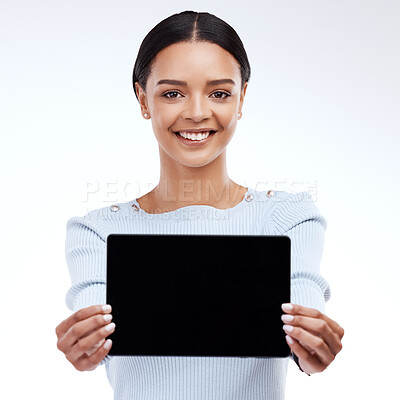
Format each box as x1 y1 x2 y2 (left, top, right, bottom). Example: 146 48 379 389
283 324 294 332
104 339 112 350
281 314 294 322
282 303 293 312
286 335 294 345
105 322 116 332
103 314 113 322
102 304 112 313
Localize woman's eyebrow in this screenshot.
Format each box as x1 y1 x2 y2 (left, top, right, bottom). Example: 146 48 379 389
156 79 236 86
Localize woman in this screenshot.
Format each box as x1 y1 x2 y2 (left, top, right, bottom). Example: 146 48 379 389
56 10 344 399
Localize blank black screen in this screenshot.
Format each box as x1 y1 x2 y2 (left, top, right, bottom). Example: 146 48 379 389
106 234 291 358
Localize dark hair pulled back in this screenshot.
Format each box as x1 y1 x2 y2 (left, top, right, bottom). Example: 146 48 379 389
132 10 251 101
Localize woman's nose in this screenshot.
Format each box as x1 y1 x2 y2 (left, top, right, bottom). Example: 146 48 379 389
182 94 212 121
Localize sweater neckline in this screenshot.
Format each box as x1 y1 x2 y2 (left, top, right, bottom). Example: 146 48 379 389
132 187 254 217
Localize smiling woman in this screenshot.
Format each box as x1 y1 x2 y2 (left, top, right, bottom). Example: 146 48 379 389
134 40 247 207
57 9 344 400
131 11 251 213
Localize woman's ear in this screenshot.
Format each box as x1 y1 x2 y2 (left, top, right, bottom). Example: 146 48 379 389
238 81 248 117
135 82 145 104
135 82 149 117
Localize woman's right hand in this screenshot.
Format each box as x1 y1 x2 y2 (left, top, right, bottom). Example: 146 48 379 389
55 304 116 371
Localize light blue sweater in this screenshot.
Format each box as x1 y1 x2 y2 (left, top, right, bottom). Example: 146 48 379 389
65 187 331 400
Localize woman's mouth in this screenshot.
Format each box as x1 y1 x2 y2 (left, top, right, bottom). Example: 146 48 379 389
173 130 217 146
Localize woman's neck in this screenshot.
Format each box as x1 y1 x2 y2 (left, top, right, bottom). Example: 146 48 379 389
137 153 247 214
157 177 244 204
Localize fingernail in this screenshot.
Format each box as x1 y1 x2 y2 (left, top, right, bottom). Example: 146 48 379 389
281 314 294 322
104 339 112 350
282 303 293 312
283 324 294 332
102 304 112 313
105 322 116 332
286 335 294 345
103 314 113 322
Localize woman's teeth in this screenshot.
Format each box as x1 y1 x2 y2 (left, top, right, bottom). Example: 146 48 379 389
177 131 211 141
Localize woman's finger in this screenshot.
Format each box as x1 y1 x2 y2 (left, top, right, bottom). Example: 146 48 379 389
281 314 342 355
282 303 344 339
74 339 113 372
56 304 112 338
282 324 336 366
67 322 116 364
61 313 113 350
285 335 324 374
86 338 106 357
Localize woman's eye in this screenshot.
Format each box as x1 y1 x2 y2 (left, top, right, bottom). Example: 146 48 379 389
162 91 182 99
212 91 230 99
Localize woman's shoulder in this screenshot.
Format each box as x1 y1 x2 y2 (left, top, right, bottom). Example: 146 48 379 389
67 199 136 221
252 188 319 210
253 189 327 234
253 188 314 201
65 201 133 241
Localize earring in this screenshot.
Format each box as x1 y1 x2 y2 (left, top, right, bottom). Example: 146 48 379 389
238 112 241 119
144 113 149 118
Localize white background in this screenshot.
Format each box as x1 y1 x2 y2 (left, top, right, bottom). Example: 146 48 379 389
1 0 398 398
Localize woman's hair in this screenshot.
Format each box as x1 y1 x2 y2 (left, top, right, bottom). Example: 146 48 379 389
132 10 251 101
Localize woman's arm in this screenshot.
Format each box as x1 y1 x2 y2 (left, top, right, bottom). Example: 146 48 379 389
58 214 114 368
269 191 344 374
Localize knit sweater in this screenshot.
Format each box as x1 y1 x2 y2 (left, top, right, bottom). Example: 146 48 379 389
64 187 331 400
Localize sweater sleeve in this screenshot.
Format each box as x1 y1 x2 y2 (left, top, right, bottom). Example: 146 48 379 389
64 213 112 366
270 191 331 313
270 191 331 375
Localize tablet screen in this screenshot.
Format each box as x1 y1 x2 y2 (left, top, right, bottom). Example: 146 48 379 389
106 234 291 358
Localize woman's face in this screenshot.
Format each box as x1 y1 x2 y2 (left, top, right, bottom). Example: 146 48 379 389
135 41 247 168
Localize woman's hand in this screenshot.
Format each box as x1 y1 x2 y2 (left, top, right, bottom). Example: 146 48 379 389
281 303 344 375
55 304 116 371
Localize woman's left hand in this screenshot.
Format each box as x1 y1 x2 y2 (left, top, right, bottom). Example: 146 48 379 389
281 303 344 375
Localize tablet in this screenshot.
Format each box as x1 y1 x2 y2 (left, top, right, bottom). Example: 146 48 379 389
106 234 291 358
